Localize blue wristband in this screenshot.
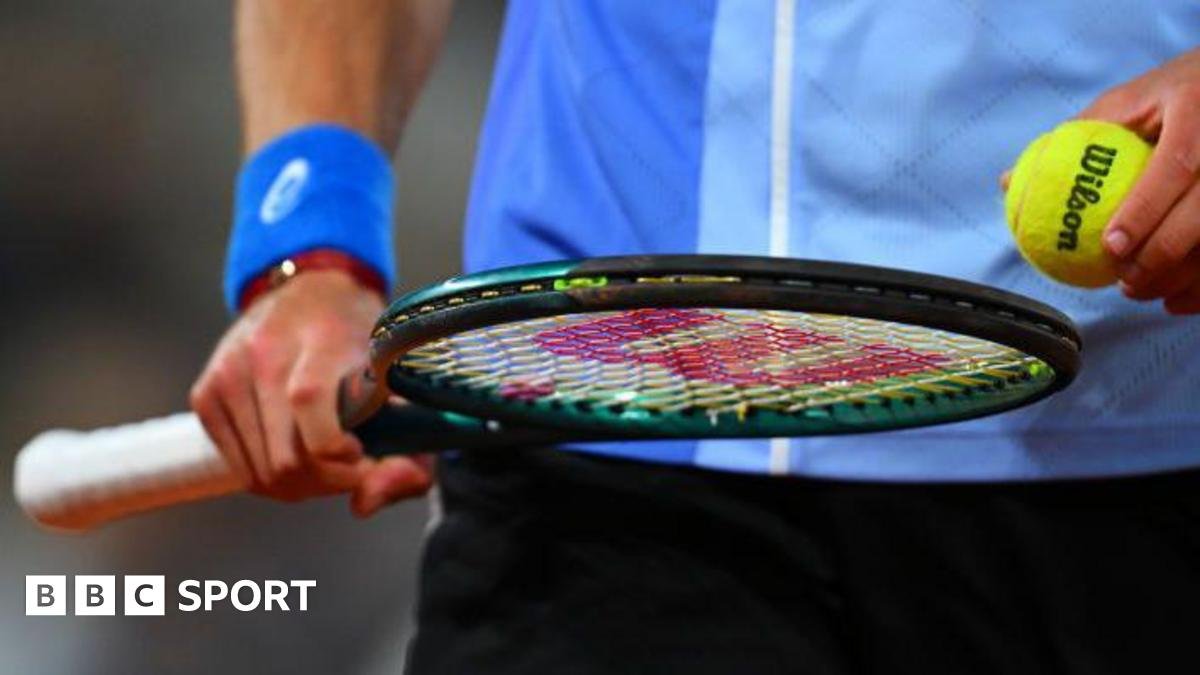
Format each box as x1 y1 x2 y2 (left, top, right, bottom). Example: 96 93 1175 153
224 124 396 312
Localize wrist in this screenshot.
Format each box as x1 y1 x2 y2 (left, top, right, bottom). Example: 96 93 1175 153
223 123 397 313
238 249 389 311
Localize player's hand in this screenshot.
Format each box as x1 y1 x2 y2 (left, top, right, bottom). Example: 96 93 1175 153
189 270 433 516
1078 49 1200 314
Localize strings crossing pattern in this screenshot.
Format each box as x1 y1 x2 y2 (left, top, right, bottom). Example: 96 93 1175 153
397 308 1045 420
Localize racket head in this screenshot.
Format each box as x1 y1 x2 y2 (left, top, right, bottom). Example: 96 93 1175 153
367 255 1081 438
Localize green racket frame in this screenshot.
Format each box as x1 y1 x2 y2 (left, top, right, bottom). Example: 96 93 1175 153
347 255 1080 447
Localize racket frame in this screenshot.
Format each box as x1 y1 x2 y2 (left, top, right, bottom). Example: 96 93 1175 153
354 255 1081 439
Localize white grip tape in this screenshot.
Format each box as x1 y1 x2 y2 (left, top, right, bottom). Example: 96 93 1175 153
14 413 244 532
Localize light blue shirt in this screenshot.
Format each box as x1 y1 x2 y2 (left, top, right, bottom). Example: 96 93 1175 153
463 1 1200 481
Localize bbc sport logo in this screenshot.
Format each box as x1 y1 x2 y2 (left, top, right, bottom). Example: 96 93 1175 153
26 575 315 616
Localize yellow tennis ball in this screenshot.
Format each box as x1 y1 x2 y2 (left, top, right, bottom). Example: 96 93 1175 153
1005 120 1153 288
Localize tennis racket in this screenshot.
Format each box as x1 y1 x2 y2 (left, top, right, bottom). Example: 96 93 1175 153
15 255 1081 531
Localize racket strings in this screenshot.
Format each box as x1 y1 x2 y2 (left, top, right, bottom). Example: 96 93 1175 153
396 308 1045 420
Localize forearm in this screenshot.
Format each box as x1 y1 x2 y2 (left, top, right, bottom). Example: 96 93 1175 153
235 0 453 154
197 1 450 508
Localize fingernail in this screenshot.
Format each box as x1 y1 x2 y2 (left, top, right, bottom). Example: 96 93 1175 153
1105 228 1131 257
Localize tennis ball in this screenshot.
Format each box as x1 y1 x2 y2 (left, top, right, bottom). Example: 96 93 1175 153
1005 120 1153 288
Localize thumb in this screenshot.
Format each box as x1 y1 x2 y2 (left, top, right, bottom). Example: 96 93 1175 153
350 456 434 518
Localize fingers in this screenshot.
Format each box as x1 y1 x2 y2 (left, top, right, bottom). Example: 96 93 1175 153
288 349 362 462
1076 83 1152 124
189 382 252 489
303 452 372 491
351 456 434 518
192 349 271 485
252 352 305 491
191 272 389 505
191 325 359 499
1120 183 1200 288
285 325 370 490
1165 284 1200 315
252 329 372 496
1074 59 1200 313
1104 92 1200 263
1120 249 1200 300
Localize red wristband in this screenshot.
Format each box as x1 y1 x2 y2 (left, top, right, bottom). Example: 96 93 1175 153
238 249 389 312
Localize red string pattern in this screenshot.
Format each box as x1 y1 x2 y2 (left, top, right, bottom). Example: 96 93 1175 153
507 308 949 399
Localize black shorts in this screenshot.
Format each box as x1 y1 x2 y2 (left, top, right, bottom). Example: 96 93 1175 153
406 447 1200 675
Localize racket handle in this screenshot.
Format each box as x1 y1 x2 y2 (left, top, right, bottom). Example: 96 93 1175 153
14 413 242 533
13 405 590 532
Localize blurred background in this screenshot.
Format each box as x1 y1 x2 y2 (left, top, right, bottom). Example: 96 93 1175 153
0 1 503 672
